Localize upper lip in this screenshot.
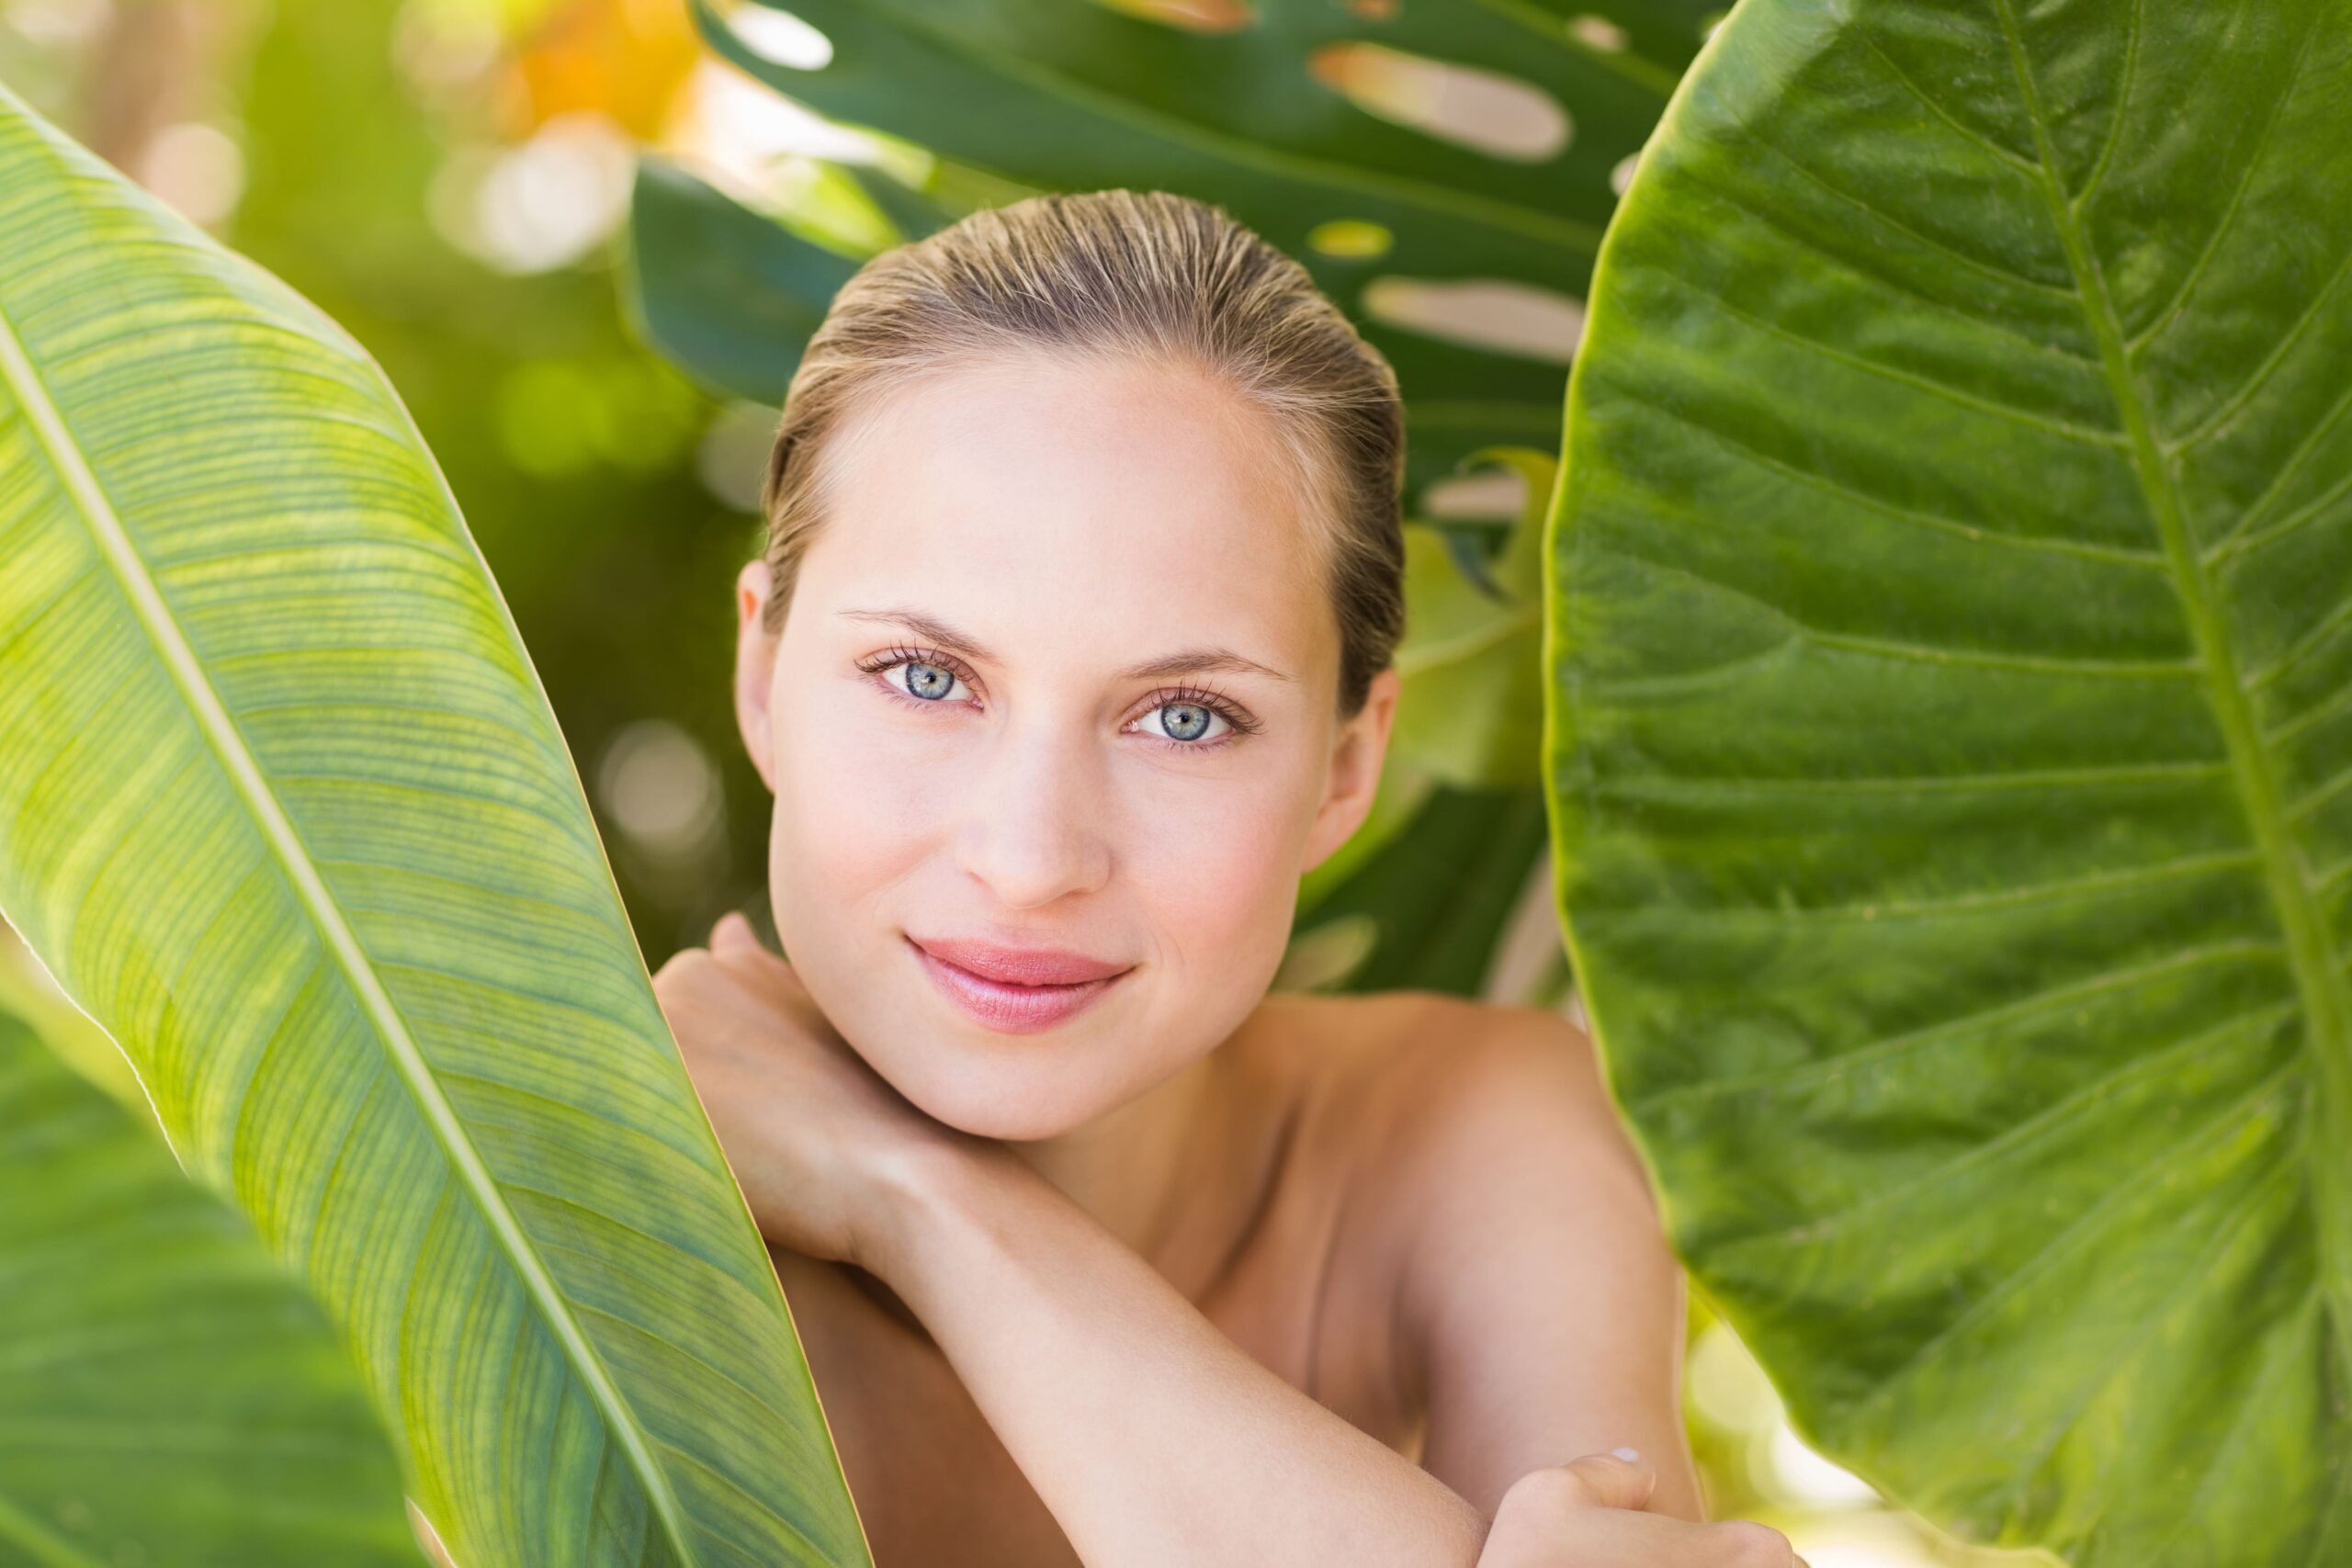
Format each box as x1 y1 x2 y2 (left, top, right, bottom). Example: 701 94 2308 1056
908 934 1132 987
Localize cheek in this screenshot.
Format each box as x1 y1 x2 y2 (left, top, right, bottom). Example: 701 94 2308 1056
762 685 947 979
1120 762 1316 976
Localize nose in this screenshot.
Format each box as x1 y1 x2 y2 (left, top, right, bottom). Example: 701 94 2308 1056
952 713 1114 909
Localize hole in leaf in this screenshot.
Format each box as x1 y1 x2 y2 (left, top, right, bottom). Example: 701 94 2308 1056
1361 276 1585 364
1421 467 1529 524
1308 219 1395 259
1566 14 1629 52
715 2 832 69
1087 0 1257 32
1307 41 1571 162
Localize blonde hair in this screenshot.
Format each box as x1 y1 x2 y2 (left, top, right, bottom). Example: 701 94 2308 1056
755 187 1407 717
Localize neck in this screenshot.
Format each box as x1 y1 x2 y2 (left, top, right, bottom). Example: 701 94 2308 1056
1000 1038 1227 1270
839 1001 1295 1341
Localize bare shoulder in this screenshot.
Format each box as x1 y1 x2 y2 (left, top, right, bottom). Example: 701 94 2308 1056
1245 988 1676 1460
1424 991 1638 1150
1353 990 1648 1202
1253 987 1640 1176
1300 993 1696 1517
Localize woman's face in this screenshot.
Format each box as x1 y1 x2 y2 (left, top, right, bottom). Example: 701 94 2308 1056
732 350 1398 1141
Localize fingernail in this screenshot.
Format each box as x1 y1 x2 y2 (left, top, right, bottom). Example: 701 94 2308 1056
1611 1446 1640 1462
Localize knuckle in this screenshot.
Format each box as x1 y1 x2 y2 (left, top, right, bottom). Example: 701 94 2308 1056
651 947 710 986
1498 1464 1589 1518
1711 1519 1794 1565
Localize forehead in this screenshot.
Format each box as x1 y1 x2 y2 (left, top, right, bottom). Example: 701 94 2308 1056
802 352 1335 672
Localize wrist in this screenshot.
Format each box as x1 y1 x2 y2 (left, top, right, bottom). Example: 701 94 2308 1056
854 1134 1018 1285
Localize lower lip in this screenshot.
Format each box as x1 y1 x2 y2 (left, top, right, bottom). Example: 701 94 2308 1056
908 939 1129 1034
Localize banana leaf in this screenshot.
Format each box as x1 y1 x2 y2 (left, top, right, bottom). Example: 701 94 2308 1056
1549 0 2352 1562
0 82 869 1568
0 923 141 1108
0 1005 416 1568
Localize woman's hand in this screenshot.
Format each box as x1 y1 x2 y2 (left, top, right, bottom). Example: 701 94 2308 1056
650 911 967 1268
1476 1452 1809 1568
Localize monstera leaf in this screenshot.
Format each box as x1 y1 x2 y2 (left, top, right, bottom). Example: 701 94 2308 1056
628 4 1697 1002
0 85 869 1568
1550 1 2351 1562
650 0 1720 498
0 1006 416 1567
621 156 865 409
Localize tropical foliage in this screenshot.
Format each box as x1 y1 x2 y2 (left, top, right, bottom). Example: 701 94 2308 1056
0 79 865 1566
4 0 2332 1562
0 1004 415 1566
1550 1 2352 1562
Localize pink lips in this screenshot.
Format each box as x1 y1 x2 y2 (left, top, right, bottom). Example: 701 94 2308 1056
906 934 1132 1033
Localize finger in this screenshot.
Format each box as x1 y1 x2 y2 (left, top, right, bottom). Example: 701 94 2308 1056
711 910 760 953
1555 1449 1655 1512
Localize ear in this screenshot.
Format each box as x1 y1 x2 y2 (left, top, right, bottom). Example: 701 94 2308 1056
1300 664 1401 874
734 558 781 794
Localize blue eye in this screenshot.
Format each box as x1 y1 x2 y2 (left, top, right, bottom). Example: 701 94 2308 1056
894 659 971 704
860 649 978 709
861 646 1252 749
1139 700 1229 744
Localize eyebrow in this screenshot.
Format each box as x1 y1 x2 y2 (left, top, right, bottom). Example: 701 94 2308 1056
839 606 1295 684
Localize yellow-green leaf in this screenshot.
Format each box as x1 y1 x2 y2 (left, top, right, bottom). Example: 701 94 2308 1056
0 82 869 1568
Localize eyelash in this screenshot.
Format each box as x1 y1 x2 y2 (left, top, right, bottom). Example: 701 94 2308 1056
854 644 1261 752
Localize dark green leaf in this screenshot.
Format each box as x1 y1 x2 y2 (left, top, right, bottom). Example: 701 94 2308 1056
673 0 1713 494
622 155 863 404
1550 1 2352 1560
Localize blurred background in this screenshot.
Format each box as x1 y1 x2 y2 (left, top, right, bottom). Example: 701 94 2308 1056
0 3 2046 1562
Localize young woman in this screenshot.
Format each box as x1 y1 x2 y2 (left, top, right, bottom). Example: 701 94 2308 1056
650 188 1804 1568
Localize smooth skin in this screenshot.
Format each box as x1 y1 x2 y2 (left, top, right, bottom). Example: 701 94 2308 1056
652 347 1804 1567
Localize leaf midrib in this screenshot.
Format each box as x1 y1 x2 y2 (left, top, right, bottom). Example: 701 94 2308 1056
0 270 698 1562
1988 0 2352 1378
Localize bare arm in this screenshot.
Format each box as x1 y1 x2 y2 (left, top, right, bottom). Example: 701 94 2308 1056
865 1139 1497 1568
1368 1004 1810 1568
1389 1004 1708 1522
854 1011 1808 1568
656 921 1788 1566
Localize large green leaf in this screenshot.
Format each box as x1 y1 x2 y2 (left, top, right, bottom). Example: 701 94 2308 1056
1549 1 2352 1562
0 1004 416 1567
0 83 869 1568
658 0 1718 497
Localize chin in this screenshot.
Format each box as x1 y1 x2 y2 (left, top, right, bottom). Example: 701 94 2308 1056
873 1035 1125 1142
921 1097 1091 1143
